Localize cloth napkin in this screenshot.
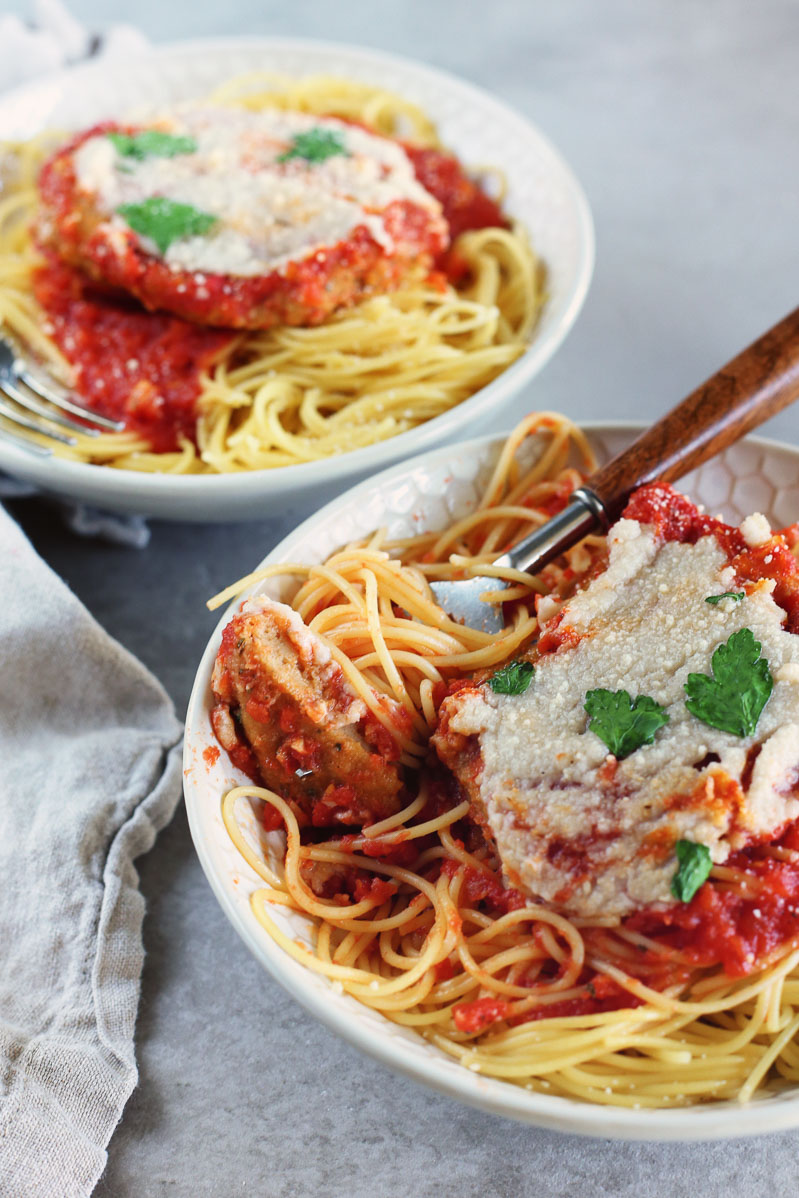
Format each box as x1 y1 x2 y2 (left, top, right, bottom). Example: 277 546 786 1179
0 0 152 547
0 0 149 91
0 504 184 1196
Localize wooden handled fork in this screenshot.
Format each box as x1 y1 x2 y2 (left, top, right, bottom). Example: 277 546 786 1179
430 306 799 632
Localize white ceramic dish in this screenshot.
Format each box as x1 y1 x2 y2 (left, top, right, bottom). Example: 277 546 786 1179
0 37 593 521
184 421 799 1139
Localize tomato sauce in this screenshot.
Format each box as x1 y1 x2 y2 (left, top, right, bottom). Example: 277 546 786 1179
33 256 233 452
209 704 263 787
336 832 418 868
623 482 747 555
453 996 512 1033
352 876 397 905
629 821 799 977
403 145 509 242
452 972 642 1033
732 539 799 634
403 145 510 287
440 859 526 914
624 481 799 631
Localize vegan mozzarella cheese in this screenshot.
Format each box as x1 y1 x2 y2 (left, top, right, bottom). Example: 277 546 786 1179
71 108 445 276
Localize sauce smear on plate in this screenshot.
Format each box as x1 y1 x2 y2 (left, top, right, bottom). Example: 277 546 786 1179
33 257 234 451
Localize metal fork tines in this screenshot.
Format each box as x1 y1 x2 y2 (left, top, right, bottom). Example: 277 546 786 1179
0 335 124 454
429 490 606 633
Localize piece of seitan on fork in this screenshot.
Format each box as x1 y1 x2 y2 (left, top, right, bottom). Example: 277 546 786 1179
211 595 405 826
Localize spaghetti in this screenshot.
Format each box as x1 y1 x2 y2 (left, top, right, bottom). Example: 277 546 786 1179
0 76 542 473
208 411 799 1108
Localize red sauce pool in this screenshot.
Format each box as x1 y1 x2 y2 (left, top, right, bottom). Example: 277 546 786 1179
402 145 509 242
629 822 799 977
33 257 234 453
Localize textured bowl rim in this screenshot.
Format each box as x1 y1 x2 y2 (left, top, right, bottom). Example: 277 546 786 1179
184 419 799 1140
0 34 594 510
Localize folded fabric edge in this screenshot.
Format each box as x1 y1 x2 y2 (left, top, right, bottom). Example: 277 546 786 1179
0 739 183 1198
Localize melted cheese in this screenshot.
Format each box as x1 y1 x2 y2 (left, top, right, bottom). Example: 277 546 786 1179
447 517 799 917
73 108 445 276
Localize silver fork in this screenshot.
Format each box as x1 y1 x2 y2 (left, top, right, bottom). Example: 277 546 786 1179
0 335 124 456
431 304 799 632
430 489 604 634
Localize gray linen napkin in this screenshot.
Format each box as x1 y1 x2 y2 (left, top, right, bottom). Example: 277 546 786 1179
0 504 183 1197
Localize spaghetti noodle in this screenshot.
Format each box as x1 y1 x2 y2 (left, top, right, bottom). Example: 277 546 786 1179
208 411 799 1108
0 76 542 472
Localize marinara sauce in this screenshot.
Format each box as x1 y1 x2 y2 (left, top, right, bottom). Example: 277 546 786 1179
33 257 234 453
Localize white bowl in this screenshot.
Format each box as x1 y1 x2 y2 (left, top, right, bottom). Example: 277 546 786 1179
0 36 594 520
184 421 799 1139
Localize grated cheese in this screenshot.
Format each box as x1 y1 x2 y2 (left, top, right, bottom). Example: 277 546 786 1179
73 107 445 276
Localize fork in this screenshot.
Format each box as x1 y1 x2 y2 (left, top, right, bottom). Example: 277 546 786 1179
0 334 124 455
431 305 799 632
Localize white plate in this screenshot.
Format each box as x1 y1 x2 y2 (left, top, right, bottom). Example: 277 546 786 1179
184 421 799 1139
0 37 593 521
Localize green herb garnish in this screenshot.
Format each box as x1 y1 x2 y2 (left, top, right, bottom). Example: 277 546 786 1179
108 130 197 161
670 840 712 902
117 197 217 254
488 660 534 695
705 592 745 606
277 127 348 164
684 627 772 738
584 689 669 759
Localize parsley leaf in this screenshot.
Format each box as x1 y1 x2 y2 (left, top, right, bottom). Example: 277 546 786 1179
488 660 534 695
277 127 348 164
584 689 669 759
684 627 772 738
117 197 217 254
108 130 197 160
670 839 712 902
704 592 745 606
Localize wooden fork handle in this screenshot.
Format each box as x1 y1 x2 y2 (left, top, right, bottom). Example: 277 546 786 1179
586 306 799 522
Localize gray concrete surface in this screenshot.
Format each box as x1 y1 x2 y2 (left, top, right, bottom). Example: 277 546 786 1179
6 0 799 1193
